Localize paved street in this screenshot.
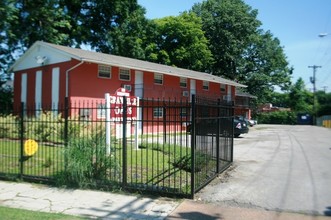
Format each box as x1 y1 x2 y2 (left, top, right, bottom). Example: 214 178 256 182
197 125 331 216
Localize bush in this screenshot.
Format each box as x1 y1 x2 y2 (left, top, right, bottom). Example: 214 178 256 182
59 117 83 141
26 111 63 142
257 111 296 124
1 111 87 143
0 114 20 139
25 112 84 143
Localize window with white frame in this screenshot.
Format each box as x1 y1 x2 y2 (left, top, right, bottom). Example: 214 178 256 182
154 73 163 85
180 107 187 117
79 108 91 121
153 107 164 118
220 84 226 92
119 68 130 81
97 104 106 119
98 65 111 78
203 81 209 90
180 77 187 88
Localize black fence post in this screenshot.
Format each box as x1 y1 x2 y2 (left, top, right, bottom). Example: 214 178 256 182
230 104 234 162
122 96 127 187
216 99 221 173
19 102 24 179
64 97 69 170
141 99 144 136
190 95 196 199
163 106 167 144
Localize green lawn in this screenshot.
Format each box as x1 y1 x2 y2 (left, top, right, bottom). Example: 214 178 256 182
0 139 217 195
0 206 85 220
0 139 65 176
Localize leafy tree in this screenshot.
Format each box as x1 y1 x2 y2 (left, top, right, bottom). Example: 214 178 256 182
75 0 150 59
109 3 152 59
6 0 72 52
268 92 289 108
1 0 151 74
239 31 293 104
147 12 214 71
191 0 292 105
0 0 17 74
315 91 331 116
191 0 261 77
288 78 312 113
0 81 13 113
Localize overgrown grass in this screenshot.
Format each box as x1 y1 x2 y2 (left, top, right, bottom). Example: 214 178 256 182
0 206 84 220
54 137 121 189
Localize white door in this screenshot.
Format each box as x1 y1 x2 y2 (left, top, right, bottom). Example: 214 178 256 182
134 71 143 135
52 67 60 109
21 73 27 104
190 79 196 101
35 70 42 111
135 70 143 98
227 85 232 101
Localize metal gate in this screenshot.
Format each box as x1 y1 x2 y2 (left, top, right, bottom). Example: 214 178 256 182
190 96 234 194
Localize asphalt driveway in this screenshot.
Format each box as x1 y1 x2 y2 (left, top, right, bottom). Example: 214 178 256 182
196 124 331 217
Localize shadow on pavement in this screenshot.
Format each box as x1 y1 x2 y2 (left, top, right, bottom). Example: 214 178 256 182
167 211 222 220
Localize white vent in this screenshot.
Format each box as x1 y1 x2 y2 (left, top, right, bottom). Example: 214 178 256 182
123 84 132 92
182 91 189 97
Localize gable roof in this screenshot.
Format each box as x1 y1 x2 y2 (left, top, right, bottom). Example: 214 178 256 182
11 41 246 88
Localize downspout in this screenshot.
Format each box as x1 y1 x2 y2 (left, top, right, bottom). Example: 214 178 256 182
66 60 84 97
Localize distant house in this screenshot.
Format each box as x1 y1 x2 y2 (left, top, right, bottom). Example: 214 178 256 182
235 90 256 120
9 41 247 134
259 103 291 113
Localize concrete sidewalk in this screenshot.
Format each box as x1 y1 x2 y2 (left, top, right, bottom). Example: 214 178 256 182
0 181 179 219
1 181 330 219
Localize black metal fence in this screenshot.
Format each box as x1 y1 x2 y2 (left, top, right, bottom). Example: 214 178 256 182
0 95 233 198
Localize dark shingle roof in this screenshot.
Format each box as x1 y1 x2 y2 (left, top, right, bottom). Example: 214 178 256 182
22 41 247 87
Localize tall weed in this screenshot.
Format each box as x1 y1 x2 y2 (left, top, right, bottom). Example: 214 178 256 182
56 127 120 188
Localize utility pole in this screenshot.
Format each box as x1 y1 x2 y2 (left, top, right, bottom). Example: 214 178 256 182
308 65 322 125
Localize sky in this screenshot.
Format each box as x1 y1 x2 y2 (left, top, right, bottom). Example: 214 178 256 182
138 0 331 93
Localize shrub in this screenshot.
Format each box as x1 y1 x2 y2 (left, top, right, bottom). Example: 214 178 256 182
26 111 63 142
59 117 83 141
0 114 19 139
257 111 296 125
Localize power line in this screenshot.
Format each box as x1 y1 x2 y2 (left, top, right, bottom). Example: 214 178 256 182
309 65 322 93
308 65 322 125
322 86 328 92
